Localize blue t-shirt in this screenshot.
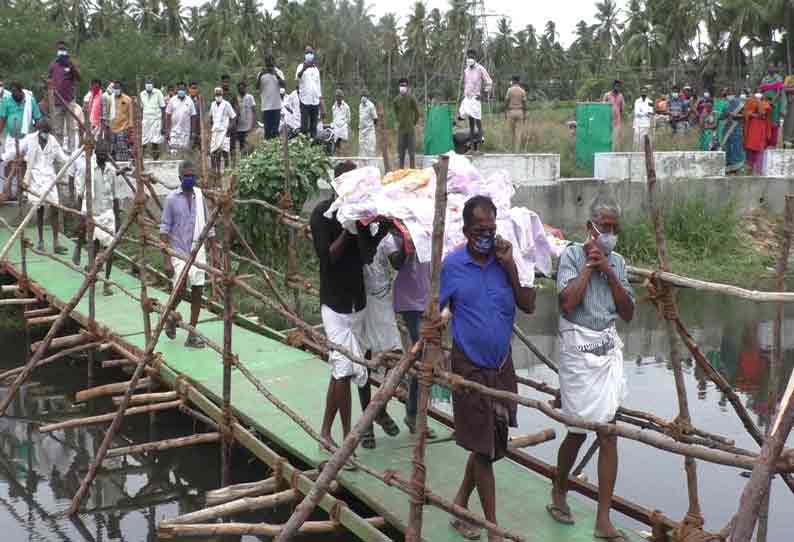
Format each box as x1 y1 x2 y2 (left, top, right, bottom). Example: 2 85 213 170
439 246 516 369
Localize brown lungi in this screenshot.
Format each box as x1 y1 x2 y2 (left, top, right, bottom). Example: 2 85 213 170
451 343 518 461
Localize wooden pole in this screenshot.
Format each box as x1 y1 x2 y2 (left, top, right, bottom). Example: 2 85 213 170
282 125 301 318
160 519 384 538
38 400 182 433
221 175 235 488
84 128 96 387
75 378 153 403
378 103 391 173
644 135 703 524
106 432 220 458
112 391 177 405
407 155 449 542
163 488 297 525
273 351 418 542
67 207 221 516
734 195 794 541
0 196 139 416
0 342 102 382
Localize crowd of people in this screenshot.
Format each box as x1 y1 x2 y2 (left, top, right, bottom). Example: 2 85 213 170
604 64 794 174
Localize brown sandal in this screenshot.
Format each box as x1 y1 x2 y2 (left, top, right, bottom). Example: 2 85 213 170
450 518 482 540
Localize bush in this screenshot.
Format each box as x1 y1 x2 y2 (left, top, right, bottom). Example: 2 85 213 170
234 135 329 268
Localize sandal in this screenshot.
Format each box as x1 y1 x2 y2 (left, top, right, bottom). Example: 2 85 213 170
546 503 575 525
450 518 481 540
404 416 437 438
375 414 400 437
361 427 376 449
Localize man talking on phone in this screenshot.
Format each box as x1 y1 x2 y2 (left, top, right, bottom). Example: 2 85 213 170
439 195 535 541
548 194 634 541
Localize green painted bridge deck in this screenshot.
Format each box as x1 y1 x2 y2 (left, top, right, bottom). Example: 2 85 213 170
0 228 642 542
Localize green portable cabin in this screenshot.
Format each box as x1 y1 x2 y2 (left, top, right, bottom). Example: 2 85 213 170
575 102 613 174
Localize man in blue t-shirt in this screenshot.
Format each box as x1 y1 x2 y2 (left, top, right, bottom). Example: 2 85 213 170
439 195 535 540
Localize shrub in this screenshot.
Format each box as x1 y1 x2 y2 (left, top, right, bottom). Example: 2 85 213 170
234 135 329 268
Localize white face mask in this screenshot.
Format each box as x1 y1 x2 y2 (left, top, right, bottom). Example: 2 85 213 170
592 223 618 255
145 83 153 92
305 52 314 62
399 85 408 95
215 96 223 103
361 96 368 104
466 58 475 67
755 93 763 99
113 88 121 96
740 93 747 99
703 92 710 98
57 49 67 57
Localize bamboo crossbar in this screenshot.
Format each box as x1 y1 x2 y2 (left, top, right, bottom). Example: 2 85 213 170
38 400 182 433
508 429 557 449
159 518 385 538
75 378 153 403
163 488 298 524
106 432 220 458
112 391 177 406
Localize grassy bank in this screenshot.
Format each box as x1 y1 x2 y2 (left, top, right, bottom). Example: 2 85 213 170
607 196 781 286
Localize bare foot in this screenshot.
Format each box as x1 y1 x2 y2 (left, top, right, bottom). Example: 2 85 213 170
594 522 626 541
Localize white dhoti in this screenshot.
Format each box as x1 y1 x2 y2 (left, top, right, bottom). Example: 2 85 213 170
210 130 230 153
359 128 376 157
558 318 626 434
632 126 652 152
172 187 208 288
142 117 163 145
169 130 191 151
362 292 401 355
93 209 116 247
458 96 482 120
321 305 368 387
26 172 59 205
0 138 21 198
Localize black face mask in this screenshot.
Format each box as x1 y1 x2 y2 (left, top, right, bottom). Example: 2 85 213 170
12 93 23 103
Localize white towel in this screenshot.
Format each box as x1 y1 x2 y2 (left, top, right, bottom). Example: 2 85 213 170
21 90 33 135
193 187 207 268
107 85 116 123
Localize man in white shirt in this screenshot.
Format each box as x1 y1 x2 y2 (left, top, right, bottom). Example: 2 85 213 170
632 86 655 152
331 89 351 154
358 89 378 156
295 45 324 138
140 78 166 159
2 119 68 253
234 80 257 156
165 82 197 157
209 87 237 174
281 89 301 135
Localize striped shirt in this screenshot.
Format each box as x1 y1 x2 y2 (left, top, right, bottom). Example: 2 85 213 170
556 243 634 331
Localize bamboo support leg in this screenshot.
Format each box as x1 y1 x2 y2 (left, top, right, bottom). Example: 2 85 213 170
66 208 221 516
644 135 703 524
407 156 449 542
221 177 235 488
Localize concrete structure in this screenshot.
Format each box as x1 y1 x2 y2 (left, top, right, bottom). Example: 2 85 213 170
762 149 794 177
513 176 794 232
594 152 726 181
338 153 561 185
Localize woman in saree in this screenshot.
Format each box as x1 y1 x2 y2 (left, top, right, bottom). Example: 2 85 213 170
744 91 772 175
720 89 745 174
760 64 786 148
699 101 718 151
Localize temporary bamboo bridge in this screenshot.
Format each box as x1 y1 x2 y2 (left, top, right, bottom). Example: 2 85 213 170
0 94 791 542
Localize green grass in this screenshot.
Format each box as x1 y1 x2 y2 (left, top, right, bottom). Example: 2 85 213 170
614 194 778 285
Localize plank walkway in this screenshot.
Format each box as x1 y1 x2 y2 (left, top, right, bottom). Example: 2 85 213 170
0 228 642 542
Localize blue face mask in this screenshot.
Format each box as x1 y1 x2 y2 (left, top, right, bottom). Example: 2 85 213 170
472 232 495 255
177 89 186 98
181 175 196 190
592 223 618 254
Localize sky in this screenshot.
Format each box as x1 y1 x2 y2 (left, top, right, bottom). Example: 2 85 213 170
225 0 629 48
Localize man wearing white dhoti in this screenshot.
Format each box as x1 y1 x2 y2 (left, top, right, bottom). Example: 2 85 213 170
358 89 378 157
331 89 351 154
2 119 69 254
165 82 197 156
459 49 492 153
139 79 166 159
549 195 635 541
208 87 236 175
70 142 117 296
160 160 217 349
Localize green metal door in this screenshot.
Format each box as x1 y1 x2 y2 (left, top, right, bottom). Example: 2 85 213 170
576 102 613 173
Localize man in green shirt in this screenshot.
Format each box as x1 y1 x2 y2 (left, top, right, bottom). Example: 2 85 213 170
0 82 43 201
393 78 420 169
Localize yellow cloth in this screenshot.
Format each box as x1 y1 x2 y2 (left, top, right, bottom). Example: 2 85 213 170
110 94 133 133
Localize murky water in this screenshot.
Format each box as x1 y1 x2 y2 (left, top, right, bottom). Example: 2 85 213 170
0 286 792 541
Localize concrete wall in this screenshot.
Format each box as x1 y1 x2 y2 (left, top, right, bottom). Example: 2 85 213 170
762 150 794 177
337 153 561 185
513 176 794 232
594 151 726 182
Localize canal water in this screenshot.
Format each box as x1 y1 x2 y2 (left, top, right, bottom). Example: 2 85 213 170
0 287 792 541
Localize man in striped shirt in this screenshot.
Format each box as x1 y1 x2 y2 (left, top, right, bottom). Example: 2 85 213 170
548 195 634 541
